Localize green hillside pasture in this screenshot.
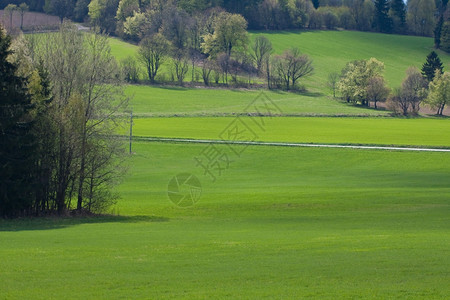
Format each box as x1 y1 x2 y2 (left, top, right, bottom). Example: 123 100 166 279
126 85 389 117
110 31 450 91
251 30 450 89
109 37 139 62
131 117 450 148
109 37 200 83
1 142 449 298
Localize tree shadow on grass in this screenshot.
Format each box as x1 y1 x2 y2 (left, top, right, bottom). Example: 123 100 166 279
0 215 169 232
299 91 324 97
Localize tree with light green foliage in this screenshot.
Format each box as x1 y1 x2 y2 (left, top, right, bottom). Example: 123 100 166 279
425 70 450 115
338 58 385 106
123 11 147 41
201 11 248 58
116 0 139 21
88 0 119 32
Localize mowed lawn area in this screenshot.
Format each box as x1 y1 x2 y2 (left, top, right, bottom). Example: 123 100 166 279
0 142 449 298
130 117 450 148
125 85 390 117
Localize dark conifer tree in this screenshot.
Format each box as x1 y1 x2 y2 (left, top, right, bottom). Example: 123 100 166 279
312 0 320 9
390 0 406 33
435 16 444 48
0 26 37 217
374 0 393 33
421 51 444 81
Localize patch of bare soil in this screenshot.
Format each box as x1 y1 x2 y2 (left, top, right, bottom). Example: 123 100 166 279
0 10 60 31
374 101 449 116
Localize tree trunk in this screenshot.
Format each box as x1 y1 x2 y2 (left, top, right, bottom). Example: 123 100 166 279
76 135 86 211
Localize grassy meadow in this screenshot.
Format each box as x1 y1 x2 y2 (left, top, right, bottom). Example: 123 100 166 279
252 30 450 88
1 142 449 298
118 30 450 118
130 117 450 147
1 30 449 298
125 85 390 117
112 30 450 90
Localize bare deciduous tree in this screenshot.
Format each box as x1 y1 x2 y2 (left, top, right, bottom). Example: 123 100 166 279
172 50 189 85
388 67 427 115
366 76 390 108
139 33 170 83
251 35 272 75
35 24 129 214
327 72 340 97
272 48 313 90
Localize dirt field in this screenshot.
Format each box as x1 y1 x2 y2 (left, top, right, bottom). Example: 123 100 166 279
0 10 60 31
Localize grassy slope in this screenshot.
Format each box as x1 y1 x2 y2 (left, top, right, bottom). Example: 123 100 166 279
252 30 450 89
113 31 450 116
111 30 450 90
126 85 389 117
1 142 449 298
130 117 450 147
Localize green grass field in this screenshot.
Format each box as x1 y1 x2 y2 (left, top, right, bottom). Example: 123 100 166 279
116 30 450 117
2 30 448 298
252 30 450 89
1 142 449 298
130 117 450 147
111 30 450 90
125 85 390 117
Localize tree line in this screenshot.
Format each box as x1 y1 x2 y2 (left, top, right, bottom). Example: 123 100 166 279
113 7 313 90
0 24 128 218
331 51 448 115
1 0 448 38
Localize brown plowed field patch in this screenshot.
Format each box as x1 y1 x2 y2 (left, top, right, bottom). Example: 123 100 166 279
0 10 60 31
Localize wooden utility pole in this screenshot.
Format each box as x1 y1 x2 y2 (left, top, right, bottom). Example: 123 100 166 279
129 111 133 154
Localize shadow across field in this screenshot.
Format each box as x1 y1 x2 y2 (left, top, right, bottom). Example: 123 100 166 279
0 215 169 232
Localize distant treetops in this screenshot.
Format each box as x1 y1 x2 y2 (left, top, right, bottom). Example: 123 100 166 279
1 0 447 40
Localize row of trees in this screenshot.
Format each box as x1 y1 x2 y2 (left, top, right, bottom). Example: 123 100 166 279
2 3 29 29
0 24 128 218
4 0 450 55
91 0 442 38
1 0 445 38
117 8 314 90
332 51 448 115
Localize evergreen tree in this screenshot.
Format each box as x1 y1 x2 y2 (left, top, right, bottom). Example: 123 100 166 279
390 0 406 33
435 15 444 48
374 0 393 33
0 26 37 217
421 51 444 81
312 0 320 9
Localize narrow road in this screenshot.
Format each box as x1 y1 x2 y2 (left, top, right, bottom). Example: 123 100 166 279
133 136 450 152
